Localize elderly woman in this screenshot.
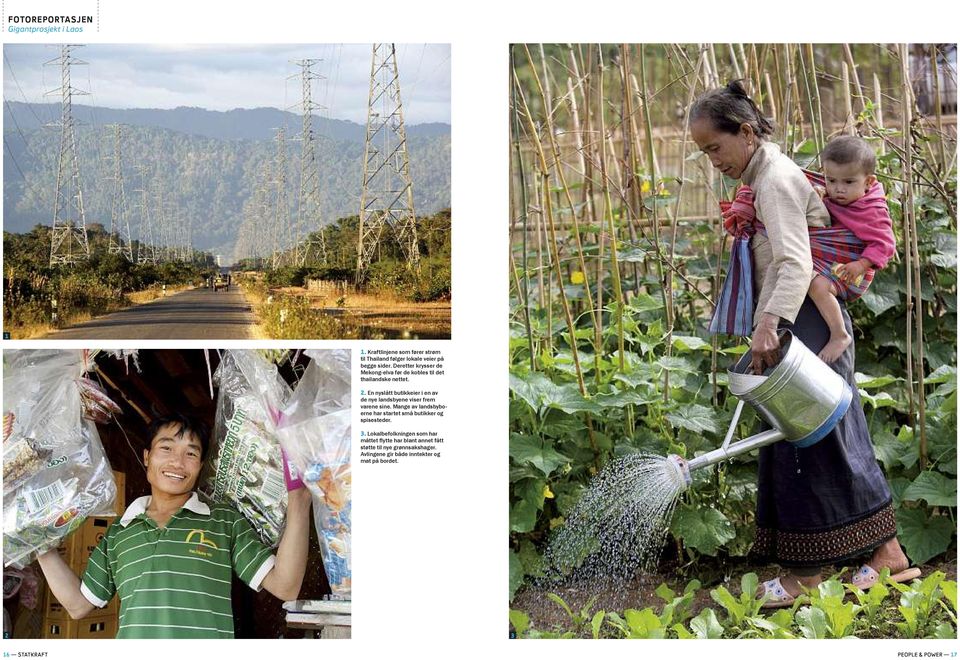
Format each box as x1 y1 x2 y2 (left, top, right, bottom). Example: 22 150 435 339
688 81 919 607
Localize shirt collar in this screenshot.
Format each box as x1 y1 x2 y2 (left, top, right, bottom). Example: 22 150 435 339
118 492 210 527
741 141 780 186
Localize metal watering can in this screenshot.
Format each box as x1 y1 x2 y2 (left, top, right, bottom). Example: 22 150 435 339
667 329 853 488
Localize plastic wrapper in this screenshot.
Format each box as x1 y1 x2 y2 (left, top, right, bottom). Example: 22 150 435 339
276 349 352 599
3 350 117 568
200 350 292 547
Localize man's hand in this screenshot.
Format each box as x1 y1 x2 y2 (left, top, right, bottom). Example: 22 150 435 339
834 258 870 284
260 486 312 602
750 313 783 375
37 548 96 619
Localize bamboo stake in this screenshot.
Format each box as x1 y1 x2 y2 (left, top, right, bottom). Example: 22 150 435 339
900 44 928 470
764 72 778 124
708 44 720 88
737 43 749 81
873 74 886 156
841 61 855 135
598 47 626 371
510 48 536 369
930 46 947 174
617 49 645 298
895 46 917 429
749 44 762 104
782 45 795 152
728 43 743 80
842 44 868 115
804 44 825 157
640 45 673 399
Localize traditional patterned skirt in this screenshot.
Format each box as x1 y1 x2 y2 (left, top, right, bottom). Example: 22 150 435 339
752 296 897 567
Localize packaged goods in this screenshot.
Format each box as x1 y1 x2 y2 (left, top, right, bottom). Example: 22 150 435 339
200 350 292 547
3 351 117 568
276 350 351 598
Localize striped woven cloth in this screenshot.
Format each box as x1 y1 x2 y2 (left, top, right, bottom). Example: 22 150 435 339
709 173 874 337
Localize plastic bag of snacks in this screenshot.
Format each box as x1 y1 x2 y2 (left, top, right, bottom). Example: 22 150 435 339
276 349 351 598
3 350 117 568
200 350 292 547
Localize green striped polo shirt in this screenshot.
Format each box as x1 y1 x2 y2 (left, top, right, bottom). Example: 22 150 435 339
79 492 275 639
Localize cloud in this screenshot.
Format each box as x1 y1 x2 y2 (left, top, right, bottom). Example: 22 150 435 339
3 43 450 123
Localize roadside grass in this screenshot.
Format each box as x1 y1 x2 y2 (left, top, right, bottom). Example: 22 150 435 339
4 284 195 338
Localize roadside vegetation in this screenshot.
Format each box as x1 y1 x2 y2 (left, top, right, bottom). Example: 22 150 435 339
3 224 215 338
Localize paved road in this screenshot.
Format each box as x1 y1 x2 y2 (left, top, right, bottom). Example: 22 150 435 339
43 287 257 340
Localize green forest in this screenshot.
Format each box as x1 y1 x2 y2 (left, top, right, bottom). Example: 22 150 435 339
3 102 451 258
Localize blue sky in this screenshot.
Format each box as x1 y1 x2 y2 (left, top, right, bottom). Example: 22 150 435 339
3 44 451 124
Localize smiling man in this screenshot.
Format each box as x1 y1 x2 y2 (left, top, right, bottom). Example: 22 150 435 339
36 413 312 638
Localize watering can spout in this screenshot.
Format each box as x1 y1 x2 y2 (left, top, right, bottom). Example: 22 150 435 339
667 427 786 489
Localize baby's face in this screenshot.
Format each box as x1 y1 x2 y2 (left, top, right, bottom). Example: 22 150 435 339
823 160 875 206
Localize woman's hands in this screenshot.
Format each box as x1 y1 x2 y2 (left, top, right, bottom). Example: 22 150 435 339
750 313 783 374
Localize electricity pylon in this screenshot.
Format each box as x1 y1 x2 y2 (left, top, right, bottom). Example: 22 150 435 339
290 59 327 267
106 124 133 260
356 43 420 285
47 45 91 266
135 165 157 265
271 126 289 269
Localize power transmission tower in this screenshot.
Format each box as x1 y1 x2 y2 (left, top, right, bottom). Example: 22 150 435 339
271 126 289 269
356 43 420 284
291 59 328 267
135 165 157 265
153 181 168 263
106 124 133 260
47 45 91 266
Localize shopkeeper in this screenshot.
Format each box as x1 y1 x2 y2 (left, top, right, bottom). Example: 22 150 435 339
36 413 312 639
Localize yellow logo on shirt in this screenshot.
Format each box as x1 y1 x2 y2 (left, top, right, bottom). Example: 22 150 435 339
186 529 218 557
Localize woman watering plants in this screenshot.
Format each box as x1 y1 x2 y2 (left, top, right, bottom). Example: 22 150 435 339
688 80 919 607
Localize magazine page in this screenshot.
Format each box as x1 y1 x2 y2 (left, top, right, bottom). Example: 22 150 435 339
1 1 957 659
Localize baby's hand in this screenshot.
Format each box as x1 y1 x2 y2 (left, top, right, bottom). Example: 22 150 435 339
814 185 827 199
835 259 868 284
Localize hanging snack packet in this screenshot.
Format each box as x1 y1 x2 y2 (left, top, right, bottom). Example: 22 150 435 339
200 350 292 547
276 349 351 598
3 351 117 568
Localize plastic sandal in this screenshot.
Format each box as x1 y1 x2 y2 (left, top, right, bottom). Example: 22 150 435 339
759 577 797 609
850 564 922 589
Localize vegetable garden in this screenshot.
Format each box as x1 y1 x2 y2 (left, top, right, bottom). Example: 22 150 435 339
508 44 957 638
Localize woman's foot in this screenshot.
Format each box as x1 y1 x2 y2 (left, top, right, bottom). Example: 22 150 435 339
866 538 910 574
852 538 920 588
818 331 852 363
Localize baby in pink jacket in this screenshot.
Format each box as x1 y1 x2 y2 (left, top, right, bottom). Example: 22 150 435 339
809 135 896 363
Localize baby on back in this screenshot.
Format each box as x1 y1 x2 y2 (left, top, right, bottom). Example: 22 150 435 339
808 135 896 363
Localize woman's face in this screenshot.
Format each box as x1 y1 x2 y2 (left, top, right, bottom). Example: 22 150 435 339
691 119 758 180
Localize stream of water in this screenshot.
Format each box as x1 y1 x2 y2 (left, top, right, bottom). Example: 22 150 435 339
538 453 688 596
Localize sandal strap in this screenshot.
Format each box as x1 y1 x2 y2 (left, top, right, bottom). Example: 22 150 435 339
762 577 793 602
851 564 880 587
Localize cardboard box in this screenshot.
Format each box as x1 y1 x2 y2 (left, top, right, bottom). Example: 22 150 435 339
41 618 77 639
80 516 114 560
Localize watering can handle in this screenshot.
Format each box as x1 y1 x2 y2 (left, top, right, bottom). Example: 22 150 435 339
721 399 746 453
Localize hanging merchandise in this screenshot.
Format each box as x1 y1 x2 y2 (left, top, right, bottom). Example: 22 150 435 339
276 349 352 599
3 351 118 568
200 350 292 547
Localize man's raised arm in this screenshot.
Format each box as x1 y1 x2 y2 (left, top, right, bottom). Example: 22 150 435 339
37 548 96 619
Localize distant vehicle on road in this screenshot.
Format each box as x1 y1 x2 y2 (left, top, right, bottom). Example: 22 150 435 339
213 275 228 291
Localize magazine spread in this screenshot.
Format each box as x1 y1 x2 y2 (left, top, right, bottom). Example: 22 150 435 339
0 1 957 658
